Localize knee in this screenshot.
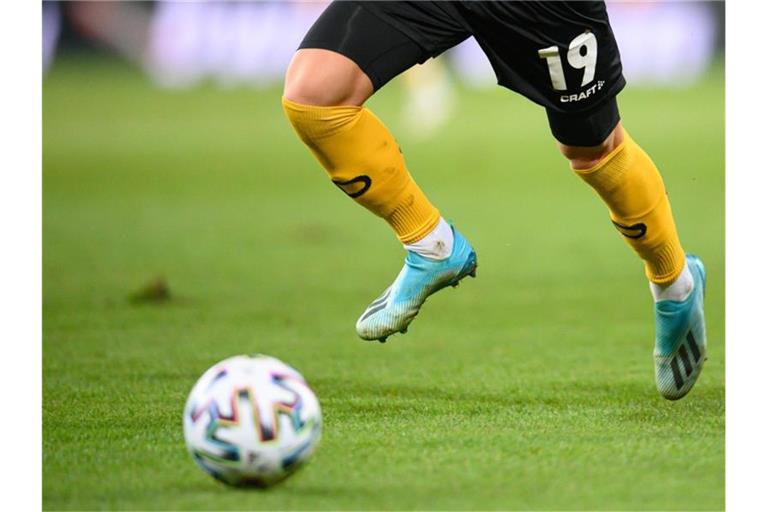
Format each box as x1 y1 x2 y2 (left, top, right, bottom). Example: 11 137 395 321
558 123 625 170
283 49 373 107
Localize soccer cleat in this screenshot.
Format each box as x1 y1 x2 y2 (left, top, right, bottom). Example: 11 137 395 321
653 254 708 400
355 226 477 342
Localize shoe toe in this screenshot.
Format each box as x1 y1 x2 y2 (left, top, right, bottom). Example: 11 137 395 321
655 354 699 400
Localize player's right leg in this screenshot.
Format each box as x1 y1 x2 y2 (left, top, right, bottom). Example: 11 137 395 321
558 121 708 401
281 1 476 342
459 1 708 399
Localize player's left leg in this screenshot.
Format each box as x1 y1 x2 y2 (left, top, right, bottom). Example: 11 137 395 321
557 117 707 401
282 1 477 343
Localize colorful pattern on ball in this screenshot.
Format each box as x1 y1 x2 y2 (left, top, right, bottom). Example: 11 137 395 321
183 355 322 487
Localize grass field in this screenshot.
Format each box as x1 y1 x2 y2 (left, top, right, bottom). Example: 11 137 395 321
43 56 724 510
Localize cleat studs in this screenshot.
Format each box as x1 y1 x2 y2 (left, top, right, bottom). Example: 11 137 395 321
378 337 387 344
400 327 408 334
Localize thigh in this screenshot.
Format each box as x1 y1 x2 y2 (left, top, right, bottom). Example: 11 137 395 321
299 1 470 91
462 1 626 144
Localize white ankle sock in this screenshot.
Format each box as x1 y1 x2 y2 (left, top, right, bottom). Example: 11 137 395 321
650 261 694 302
404 217 454 260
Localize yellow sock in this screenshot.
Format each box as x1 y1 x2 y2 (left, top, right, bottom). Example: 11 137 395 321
282 97 440 244
574 132 686 284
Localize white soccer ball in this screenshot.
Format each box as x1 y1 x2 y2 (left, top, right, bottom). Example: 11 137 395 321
183 354 322 487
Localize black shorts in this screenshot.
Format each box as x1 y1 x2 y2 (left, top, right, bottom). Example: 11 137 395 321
299 1 626 146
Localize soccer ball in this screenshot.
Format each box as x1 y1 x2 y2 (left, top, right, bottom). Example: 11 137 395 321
183 354 322 487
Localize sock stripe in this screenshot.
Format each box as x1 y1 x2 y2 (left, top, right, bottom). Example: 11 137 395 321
388 197 441 244
645 241 686 285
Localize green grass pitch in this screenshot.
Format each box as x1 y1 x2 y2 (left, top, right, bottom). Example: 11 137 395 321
43 57 724 510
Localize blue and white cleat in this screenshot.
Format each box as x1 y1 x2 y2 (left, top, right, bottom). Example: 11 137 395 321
654 254 708 400
355 226 477 343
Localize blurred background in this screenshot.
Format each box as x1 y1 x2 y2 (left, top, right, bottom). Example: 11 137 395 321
44 1 724 87
43 0 725 139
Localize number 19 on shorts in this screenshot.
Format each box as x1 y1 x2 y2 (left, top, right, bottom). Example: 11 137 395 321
538 31 597 91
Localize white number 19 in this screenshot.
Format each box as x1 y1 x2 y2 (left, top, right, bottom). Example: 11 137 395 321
538 31 598 91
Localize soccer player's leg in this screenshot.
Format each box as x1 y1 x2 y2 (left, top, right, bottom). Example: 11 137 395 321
558 120 707 400
461 0 707 398
282 1 476 342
